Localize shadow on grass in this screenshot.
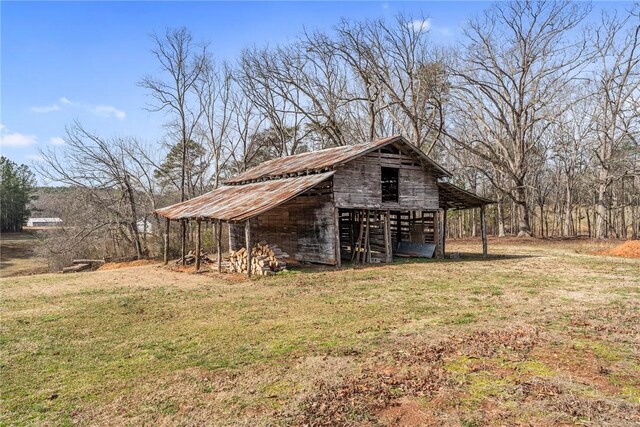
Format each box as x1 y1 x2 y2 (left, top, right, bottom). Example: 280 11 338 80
284 252 536 275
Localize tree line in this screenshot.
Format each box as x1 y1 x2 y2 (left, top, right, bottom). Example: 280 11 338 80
34 1 640 265
1 157 36 233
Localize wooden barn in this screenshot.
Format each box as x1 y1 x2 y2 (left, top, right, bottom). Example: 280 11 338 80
155 135 493 276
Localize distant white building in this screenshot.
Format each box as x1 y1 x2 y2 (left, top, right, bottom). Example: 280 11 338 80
137 218 153 233
26 217 63 227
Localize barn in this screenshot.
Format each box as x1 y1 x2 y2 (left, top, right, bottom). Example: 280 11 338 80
155 135 493 276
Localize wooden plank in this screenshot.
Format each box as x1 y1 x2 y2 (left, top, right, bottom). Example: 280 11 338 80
63 263 90 273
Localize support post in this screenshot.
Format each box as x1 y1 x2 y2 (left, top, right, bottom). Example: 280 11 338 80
442 208 448 258
384 211 392 263
163 217 170 265
333 206 342 268
433 210 440 258
481 205 487 258
364 210 371 263
245 219 252 278
217 219 222 272
195 219 202 271
181 219 187 265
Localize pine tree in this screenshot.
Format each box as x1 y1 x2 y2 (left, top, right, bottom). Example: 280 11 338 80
0 157 37 232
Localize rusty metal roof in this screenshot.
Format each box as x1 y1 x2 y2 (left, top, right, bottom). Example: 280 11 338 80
156 172 334 222
226 135 450 184
438 182 495 210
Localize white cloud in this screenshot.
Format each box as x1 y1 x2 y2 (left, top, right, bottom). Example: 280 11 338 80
26 154 44 162
30 97 126 120
93 105 126 120
410 19 432 33
49 137 65 146
31 104 61 113
0 132 38 148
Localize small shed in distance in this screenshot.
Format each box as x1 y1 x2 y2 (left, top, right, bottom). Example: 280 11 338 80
26 217 63 228
155 135 493 276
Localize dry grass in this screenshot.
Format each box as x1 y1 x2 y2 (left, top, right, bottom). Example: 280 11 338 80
0 232 49 278
1 238 639 426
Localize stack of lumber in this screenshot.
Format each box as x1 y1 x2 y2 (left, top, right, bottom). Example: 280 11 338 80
62 259 105 273
223 242 289 275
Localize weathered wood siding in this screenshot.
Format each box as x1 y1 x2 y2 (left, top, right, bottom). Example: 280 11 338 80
229 181 337 265
333 145 439 210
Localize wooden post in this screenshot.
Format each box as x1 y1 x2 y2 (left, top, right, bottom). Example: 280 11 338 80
162 218 171 265
352 210 365 262
181 219 187 265
481 205 488 258
163 218 170 265
245 219 252 278
333 206 342 268
216 219 222 272
442 208 448 258
364 210 370 263
384 211 392 263
195 219 202 271
433 210 440 258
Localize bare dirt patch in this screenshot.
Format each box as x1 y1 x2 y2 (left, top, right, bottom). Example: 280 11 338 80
598 240 640 259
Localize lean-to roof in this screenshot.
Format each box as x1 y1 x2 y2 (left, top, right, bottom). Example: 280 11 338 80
156 172 334 221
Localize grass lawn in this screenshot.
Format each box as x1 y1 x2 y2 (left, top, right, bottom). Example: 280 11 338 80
1 238 639 426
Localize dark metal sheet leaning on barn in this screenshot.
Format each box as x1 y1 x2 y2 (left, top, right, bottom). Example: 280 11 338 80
155 171 335 222
225 135 451 184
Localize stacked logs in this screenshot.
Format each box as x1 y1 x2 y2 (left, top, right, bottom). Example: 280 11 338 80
224 242 289 275
175 250 215 266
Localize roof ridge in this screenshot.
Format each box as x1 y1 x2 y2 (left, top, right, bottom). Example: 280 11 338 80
225 135 400 184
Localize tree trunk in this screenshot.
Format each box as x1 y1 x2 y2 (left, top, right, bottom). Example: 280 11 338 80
497 197 506 237
595 175 608 239
515 185 532 237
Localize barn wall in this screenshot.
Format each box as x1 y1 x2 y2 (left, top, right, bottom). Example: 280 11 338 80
333 147 439 210
228 180 337 265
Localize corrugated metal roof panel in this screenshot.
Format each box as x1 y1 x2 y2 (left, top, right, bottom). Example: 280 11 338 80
155 171 334 221
438 182 495 210
225 135 450 184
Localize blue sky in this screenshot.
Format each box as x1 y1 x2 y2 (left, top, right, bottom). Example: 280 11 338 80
0 1 486 168
0 1 628 169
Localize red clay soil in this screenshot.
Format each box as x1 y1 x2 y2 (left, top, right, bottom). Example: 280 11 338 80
599 240 640 258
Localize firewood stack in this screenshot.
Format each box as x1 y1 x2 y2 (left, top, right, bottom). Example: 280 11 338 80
175 250 215 266
223 242 289 275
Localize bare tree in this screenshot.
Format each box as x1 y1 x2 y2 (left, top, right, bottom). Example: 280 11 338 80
139 27 208 258
590 5 640 238
36 122 153 260
445 1 592 236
